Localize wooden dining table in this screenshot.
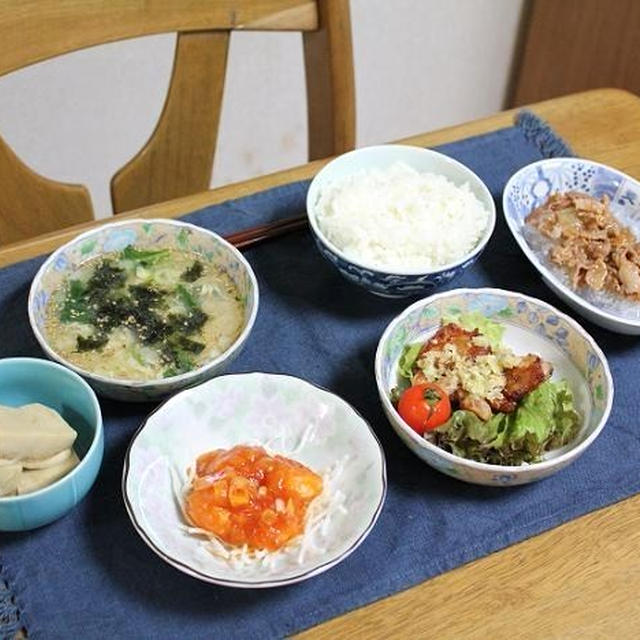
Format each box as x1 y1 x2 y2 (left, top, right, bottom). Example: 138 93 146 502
4 88 640 639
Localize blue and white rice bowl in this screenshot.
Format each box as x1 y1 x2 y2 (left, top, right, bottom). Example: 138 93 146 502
306 145 496 298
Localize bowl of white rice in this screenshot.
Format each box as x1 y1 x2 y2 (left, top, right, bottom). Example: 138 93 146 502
306 145 495 297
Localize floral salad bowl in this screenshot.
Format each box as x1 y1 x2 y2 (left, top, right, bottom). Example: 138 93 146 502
374 288 613 486
28 219 259 402
503 157 640 334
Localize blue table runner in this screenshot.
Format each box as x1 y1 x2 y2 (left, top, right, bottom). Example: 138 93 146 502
2 115 639 639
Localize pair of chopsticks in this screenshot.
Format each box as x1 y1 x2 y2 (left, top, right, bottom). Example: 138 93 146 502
224 215 308 250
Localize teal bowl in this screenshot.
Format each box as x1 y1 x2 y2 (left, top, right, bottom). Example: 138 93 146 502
0 358 103 531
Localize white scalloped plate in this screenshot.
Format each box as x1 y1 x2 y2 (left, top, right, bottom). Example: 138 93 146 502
123 372 387 587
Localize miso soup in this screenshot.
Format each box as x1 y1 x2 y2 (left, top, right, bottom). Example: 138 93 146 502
44 245 245 380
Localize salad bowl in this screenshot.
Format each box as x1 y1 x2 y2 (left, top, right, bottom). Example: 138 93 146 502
123 372 387 587
503 157 640 334
375 288 613 486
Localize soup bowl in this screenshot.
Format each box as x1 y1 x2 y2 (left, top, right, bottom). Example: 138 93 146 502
29 219 259 402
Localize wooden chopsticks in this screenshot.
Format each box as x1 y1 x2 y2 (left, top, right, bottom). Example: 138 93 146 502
224 215 308 250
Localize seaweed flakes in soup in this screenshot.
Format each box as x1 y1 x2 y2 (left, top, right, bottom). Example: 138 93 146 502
44 245 245 381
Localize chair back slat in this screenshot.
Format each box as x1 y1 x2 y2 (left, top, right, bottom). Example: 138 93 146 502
0 134 92 245
0 0 355 245
0 0 318 77
304 0 355 159
112 31 230 213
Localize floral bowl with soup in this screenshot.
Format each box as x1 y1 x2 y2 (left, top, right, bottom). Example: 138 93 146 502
306 145 496 298
29 219 259 402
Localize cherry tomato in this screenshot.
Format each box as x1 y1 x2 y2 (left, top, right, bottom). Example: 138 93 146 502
397 383 451 434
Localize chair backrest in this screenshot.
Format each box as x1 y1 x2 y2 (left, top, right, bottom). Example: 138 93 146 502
0 0 355 245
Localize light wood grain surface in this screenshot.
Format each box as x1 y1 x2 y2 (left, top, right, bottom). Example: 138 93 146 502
0 0 319 76
0 132 93 245
303 0 356 160
111 30 230 213
3 88 640 638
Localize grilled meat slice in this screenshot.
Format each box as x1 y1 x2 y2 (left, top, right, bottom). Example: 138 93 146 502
526 191 640 301
412 323 493 397
418 323 491 360
411 322 553 420
455 389 493 421
489 355 553 413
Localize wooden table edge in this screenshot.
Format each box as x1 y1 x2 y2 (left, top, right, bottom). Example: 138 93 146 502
2 87 636 269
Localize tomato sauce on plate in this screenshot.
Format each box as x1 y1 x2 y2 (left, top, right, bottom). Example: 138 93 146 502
185 445 323 551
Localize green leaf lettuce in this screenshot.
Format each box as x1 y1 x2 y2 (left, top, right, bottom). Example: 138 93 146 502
432 380 580 465
398 342 422 380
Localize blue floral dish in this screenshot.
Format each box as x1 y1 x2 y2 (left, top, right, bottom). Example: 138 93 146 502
374 288 613 486
503 158 640 334
306 145 496 298
28 219 259 402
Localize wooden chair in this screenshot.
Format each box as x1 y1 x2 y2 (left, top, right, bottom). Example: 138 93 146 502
0 0 355 245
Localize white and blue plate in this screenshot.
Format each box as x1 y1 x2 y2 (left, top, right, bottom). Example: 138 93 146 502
503 158 640 334
375 288 613 486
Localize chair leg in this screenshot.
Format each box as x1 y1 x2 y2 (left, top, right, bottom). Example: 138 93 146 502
303 0 356 160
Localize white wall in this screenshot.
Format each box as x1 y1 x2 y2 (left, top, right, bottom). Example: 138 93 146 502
0 0 524 218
